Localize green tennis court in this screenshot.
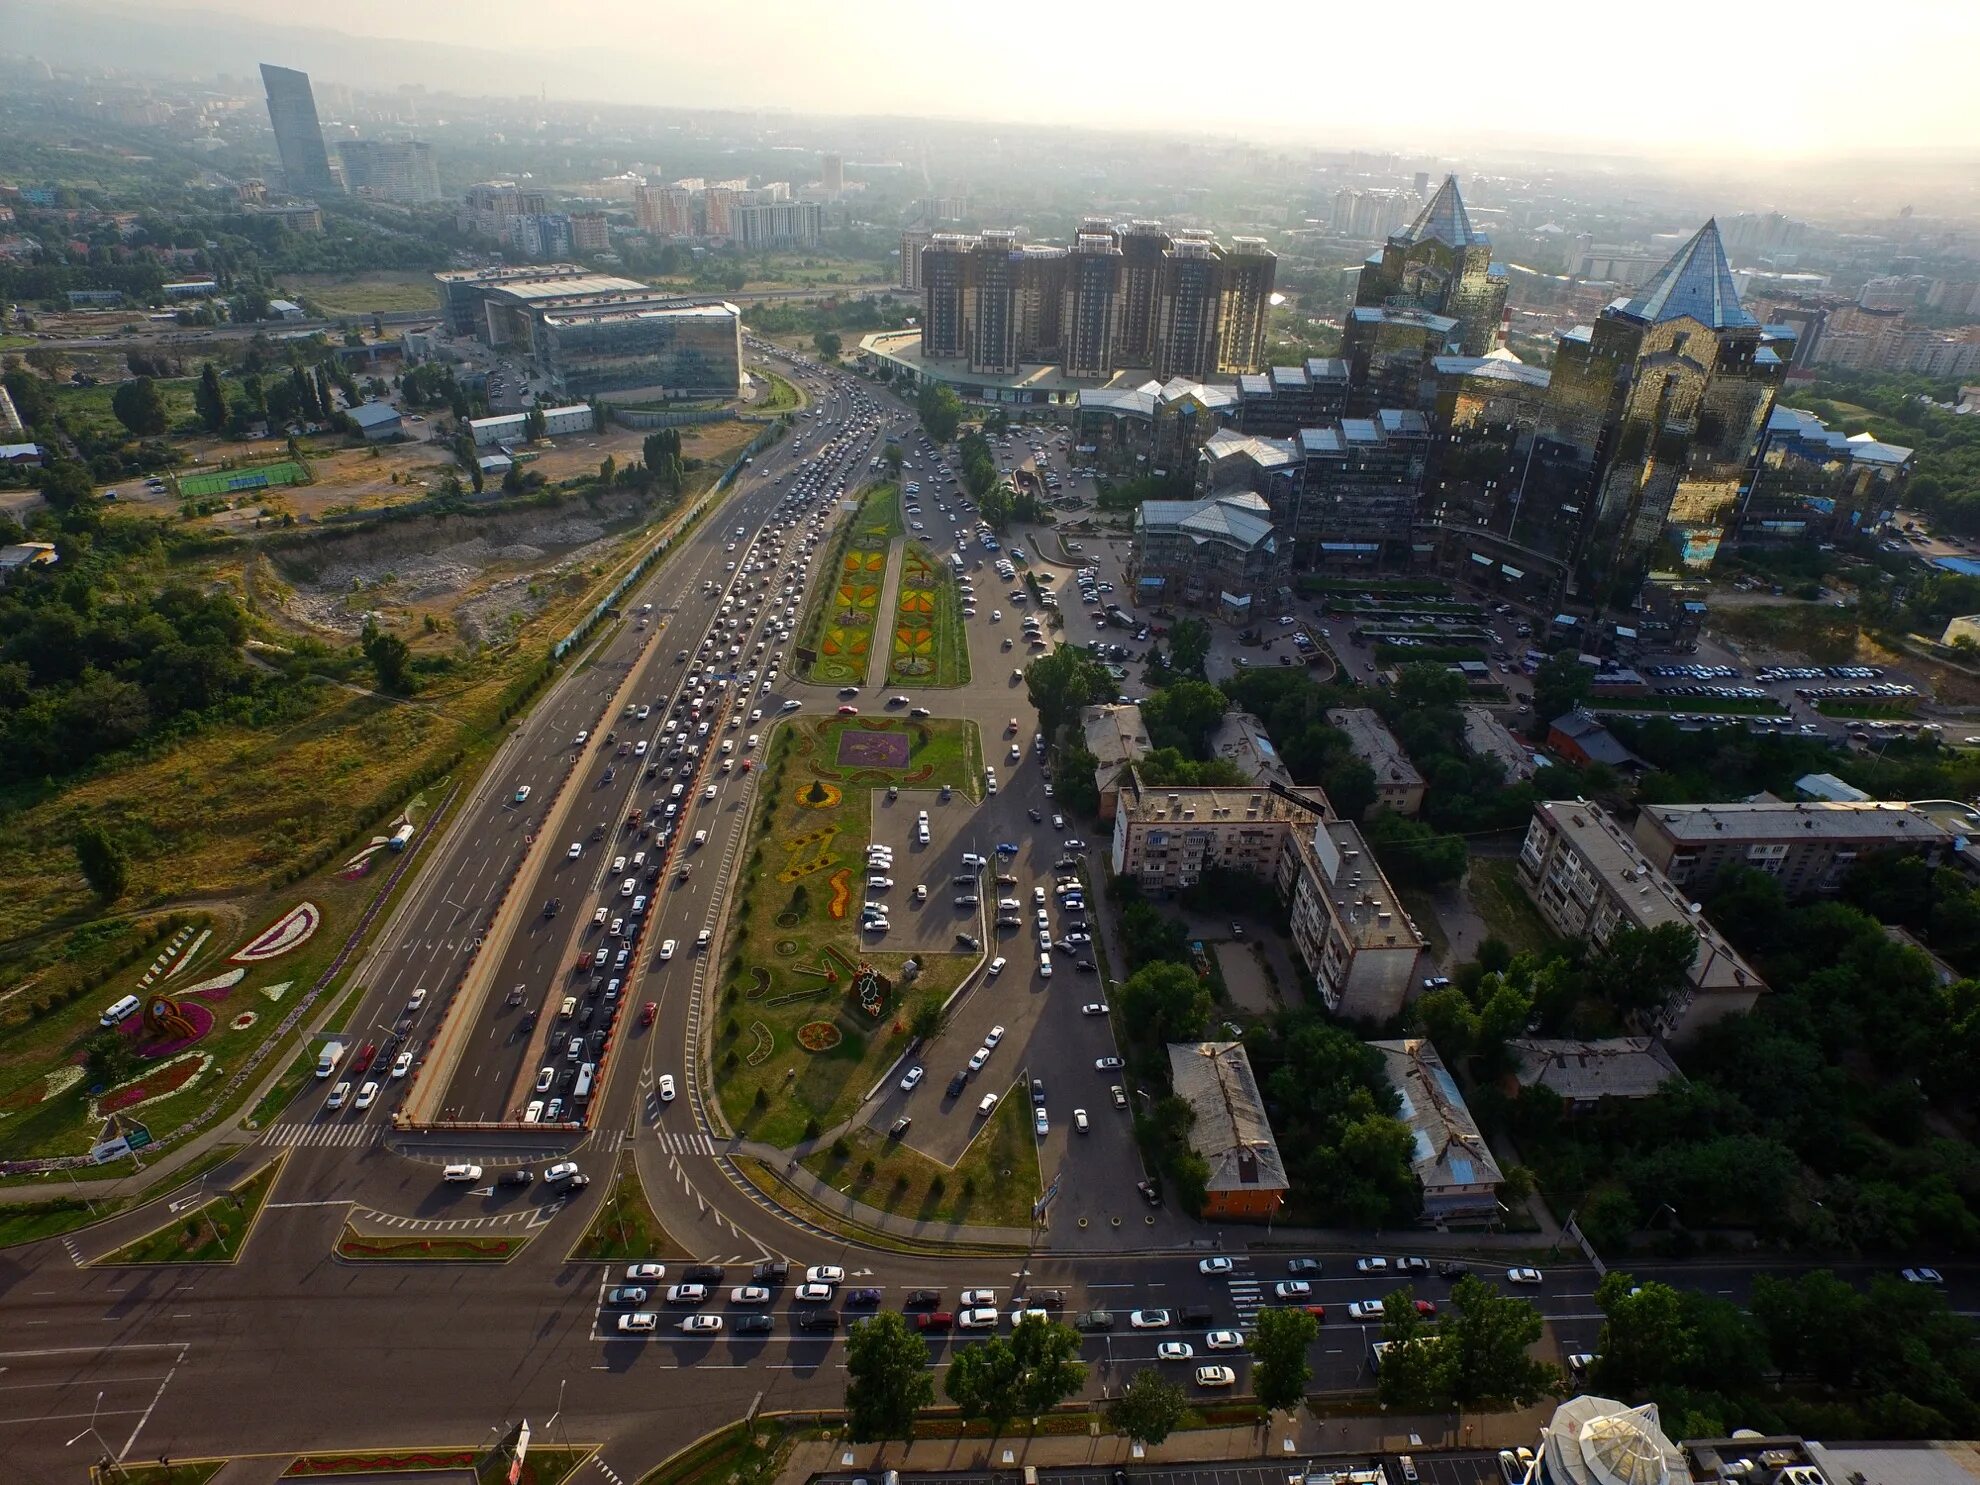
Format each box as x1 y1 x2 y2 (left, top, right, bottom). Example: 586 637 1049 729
176 460 308 498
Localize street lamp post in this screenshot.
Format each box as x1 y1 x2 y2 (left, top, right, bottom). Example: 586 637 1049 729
65 1391 127 1481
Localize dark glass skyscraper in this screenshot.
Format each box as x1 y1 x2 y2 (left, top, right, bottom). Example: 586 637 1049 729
1355 176 1507 356
259 63 336 196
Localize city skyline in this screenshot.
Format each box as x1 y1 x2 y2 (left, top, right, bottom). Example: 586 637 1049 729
15 0 1980 163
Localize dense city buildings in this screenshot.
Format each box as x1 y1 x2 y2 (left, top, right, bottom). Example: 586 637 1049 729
730 199 823 250
1518 800 1766 1041
335 139 440 204
258 63 337 196
460 182 552 246
1108 775 1305 891
1130 490 1291 614
1353 177 1509 357
1733 404 1915 543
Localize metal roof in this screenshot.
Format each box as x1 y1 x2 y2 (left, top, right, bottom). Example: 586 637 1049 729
1372 1039 1503 1193
346 401 403 428
1396 175 1482 249
1167 1042 1288 1194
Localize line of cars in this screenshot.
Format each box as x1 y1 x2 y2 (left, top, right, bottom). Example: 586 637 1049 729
321 985 430 1113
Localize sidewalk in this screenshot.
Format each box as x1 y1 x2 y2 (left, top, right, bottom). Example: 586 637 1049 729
775 1399 1555 1483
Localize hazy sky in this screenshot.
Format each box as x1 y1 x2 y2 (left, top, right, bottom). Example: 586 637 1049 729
137 0 1980 157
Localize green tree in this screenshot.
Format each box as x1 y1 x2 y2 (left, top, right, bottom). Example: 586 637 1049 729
813 329 843 360
600 454 616 483
916 381 963 443
944 1335 1022 1432
524 406 548 441
1024 644 1117 735
944 1317 1085 1432
844 1310 935 1443
1396 661 1467 708
361 618 414 693
1376 1288 1449 1410
1251 1304 1317 1411
1105 1368 1187 1444
82 1028 138 1088
1441 1275 1556 1406
1365 811 1466 886
111 376 168 435
1140 678 1228 756
1169 616 1213 677
194 362 227 432
1118 961 1212 1045
1591 1274 1696 1394
1588 922 1698 1012
1533 652 1594 723
883 443 903 482
73 822 129 900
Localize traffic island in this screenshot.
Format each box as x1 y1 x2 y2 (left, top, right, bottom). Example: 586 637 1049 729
334 1224 533 1263
96 1153 286 1266
88 1462 224 1485
565 1152 688 1263
278 1444 592 1483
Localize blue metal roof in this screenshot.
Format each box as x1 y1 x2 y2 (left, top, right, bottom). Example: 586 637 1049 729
1615 220 1758 330
1397 175 1481 249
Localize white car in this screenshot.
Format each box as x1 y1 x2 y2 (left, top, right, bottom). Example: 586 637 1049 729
899 1065 925 1093
626 1262 666 1281
795 1282 835 1303
987 956 1007 976
1205 1329 1245 1350
1505 1267 1544 1285
1195 1365 1237 1388
730 1285 772 1305
657 1074 676 1102
984 1024 1006 1048
326 1080 351 1110
1129 1309 1171 1329
679 1314 723 1334
1347 1300 1385 1320
1157 1341 1195 1360
806 1265 845 1284
1355 1257 1390 1274
1198 1257 1234 1276
1273 1280 1312 1300
618 1312 659 1334
660 939 677 960
1082 1002 1109 1016
353 1081 379 1111
957 1307 999 1330
389 1050 414 1079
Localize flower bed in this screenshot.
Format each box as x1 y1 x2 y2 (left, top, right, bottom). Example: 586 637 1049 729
886 543 968 687
795 1021 843 1052
90 1052 214 1119
231 902 320 963
283 1449 475 1476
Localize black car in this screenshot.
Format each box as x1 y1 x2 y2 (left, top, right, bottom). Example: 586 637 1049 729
946 1071 969 1099
1435 1261 1472 1280
904 1289 943 1310
1177 1304 1214 1326
543 897 560 917
1287 1258 1322 1275
752 1259 790 1284
1136 1178 1163 1207
733 1313 775 1334
500 1168 534 1186
1031 1077 1046 1105
795 1309 840 1333
1074 1309 1115 1332
682 1263 725 1283
845 1287 884 1307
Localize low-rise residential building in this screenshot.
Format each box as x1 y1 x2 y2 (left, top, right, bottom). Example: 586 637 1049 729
1208 710 1295 789
1547 710 1640 771
1507 1037 1684 1112
0 441 44 466
1460 705 1536 782
1630 800 1951 896
1279 817 1425 1021
345 401 404 442
466 404 597 448
1371 1038 1503 1222
1081 703 1151 822
1110 774 1306 891
1327 707 1424 817
1518 800 1766 1040
1794 771 1869 803
1167 1041 1288 1221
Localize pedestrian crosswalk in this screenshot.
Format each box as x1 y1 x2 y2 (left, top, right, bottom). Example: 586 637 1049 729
262 1120 378 1149
1227 1273 1265 1324
655 1129 717 1156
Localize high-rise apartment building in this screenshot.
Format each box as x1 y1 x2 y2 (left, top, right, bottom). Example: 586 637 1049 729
1354 176 1507 356
701 180 751 239
899 228 930 292
966 231 1022 375
569 211 611 255
1214 238 1277 376
259 63 337 196
335 139 440 204
731 200 823 251
1063 226 1124 378
1117 222 1170 366
820 153 844 196
920 234 973 360
1152 236 1221 383
460 183 552 246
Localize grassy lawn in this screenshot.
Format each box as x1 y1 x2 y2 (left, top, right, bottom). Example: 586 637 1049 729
1464 859 1560 958
335 1225 532 1262
751 365 803 413
796 484 900 686
243 1044 317 1130
101 1155 282 1264
713 715 979 1148
91 1464 224 1485
282 271 446 315
886 544 971 689
568 1153 685 1263
1587 694 1787 715
1816 699 1920 718
52 378 200 443
802 1079 1040 1227
636 1421 791 1485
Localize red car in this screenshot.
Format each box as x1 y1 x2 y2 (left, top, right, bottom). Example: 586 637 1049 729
641 1001 658 1027
1414 1299 1438 1317
350 1042 377 1074
1301 1303 1327 1322
836 704 858 715
915 1311 954 1332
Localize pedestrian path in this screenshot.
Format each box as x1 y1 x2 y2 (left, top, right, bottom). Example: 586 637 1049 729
262 1120 379 1149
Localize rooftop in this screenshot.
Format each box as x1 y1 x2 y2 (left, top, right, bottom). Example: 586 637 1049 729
1299 819 1425 953
1614 220 1759 331
345 401 403 429
1167 1041 1288 1195
1396 175 1485 250
1371 1039 1503 1193
1326 708 1423 790
1508 1037 1684 1101
1201 428 1299 470
1207 710 1294 789
1119 781 1302 829
1542 1396 1684 1485
1081 703 1151 773
1138 491 1279 553
538 300 739 327
1432 353 1553 390
1639 800 1952 845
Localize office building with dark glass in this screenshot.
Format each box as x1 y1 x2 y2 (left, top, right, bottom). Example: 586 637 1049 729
1354 176 1507 356
259 63 337 197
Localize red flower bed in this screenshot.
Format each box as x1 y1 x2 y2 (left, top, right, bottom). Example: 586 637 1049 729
98 1055 204 1113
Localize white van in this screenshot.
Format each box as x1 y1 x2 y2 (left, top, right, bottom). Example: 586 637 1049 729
1039 953 1054 979
99 994 141 1028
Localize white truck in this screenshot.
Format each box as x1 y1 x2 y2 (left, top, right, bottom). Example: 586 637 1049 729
315 1041 347 1079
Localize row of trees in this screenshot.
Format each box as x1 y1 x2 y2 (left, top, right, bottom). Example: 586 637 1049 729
842 1307 1321 1445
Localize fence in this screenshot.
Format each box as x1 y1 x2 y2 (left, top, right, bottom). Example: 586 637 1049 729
608 406 737 431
